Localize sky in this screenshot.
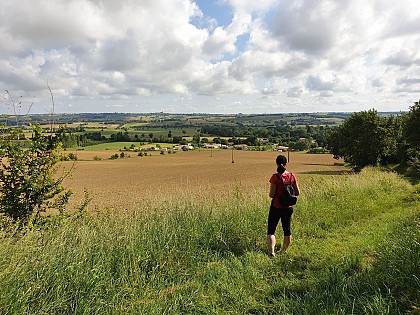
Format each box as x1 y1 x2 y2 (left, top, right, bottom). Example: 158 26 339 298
0 0 419 114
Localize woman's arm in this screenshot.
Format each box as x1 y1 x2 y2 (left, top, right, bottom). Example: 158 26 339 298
269 183 276 198
293 180 300 196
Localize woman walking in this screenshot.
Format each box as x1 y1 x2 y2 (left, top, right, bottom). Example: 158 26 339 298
267 155 300 257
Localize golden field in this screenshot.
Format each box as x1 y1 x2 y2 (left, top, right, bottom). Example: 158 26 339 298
61 150 349 211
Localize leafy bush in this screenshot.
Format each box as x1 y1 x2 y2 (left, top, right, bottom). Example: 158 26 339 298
407 152 420 176
0 123 72 229
68 152 78 160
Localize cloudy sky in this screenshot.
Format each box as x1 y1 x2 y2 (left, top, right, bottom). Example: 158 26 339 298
1 0 419 114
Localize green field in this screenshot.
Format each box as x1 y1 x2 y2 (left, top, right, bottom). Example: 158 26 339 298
0 168 418 314
82 127 199 137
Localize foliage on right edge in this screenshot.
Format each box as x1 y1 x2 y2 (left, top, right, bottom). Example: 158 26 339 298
403 100 420 175
327 100 420 172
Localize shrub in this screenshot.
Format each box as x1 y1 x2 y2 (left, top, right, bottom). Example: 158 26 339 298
0 123 72 229
68 153 78 160
407 151 420 176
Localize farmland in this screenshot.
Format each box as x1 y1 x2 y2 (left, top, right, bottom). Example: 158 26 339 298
1 114 419 314
62 150 349 211
1 161 418 314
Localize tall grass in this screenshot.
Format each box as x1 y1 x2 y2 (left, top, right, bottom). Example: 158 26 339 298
0 168 418 314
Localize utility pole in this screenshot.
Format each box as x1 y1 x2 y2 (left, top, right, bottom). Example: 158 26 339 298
231 147 234 163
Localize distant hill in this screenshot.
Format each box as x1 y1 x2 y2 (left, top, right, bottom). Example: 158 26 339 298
1 111 406 127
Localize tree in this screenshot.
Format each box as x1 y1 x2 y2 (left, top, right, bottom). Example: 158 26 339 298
0 123 72 229
220 138 228 145
403 100 420 174
172 136 182 144
110 131 129 142
290 139 311 151
192 133 200 146
403 100 420 150
245 135 258 146
327 109 393 169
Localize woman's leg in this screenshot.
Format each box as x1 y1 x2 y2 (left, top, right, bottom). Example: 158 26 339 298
280 208 293 252
267 234 276 256
282 235 292 251
267 206 281 256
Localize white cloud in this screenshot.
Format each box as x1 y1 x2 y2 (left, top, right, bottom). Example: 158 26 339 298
261 79 287 95
0 0 419 114
203 27 236 56
203 13 251 58
286 85 304 98
1 0 115 47
220 0 277 14
306 75 335 92
270 1 345 54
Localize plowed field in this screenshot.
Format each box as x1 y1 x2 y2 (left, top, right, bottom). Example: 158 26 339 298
61 150 349 211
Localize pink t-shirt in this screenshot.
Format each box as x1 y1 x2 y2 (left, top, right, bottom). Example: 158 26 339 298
269 171 297 209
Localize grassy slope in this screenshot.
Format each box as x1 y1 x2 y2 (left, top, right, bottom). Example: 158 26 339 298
0 168 419 314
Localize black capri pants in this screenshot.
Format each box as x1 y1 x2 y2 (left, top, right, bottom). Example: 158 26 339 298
267 205 293 236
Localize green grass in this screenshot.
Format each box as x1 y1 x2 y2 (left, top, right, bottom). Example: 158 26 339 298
82 127 199 138
68 142 136 151
0 168 419 314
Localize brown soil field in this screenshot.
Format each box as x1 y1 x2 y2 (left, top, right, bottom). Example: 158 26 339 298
61 150 349 211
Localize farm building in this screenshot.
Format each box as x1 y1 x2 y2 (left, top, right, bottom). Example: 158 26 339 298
173 144 194 151
277 145 291 152
203 143 222 149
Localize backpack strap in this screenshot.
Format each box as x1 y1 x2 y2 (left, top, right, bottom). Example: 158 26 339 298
273 173 285 200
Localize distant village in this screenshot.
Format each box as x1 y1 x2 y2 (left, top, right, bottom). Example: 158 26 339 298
141 142 291 152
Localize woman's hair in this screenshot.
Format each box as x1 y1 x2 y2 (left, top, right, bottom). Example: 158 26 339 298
276 155 287 173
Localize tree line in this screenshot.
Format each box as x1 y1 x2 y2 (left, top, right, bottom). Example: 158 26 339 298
327 100 419 173
57 123 333 152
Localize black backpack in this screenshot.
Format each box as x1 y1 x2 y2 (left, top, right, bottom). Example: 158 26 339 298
275 173 297 206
